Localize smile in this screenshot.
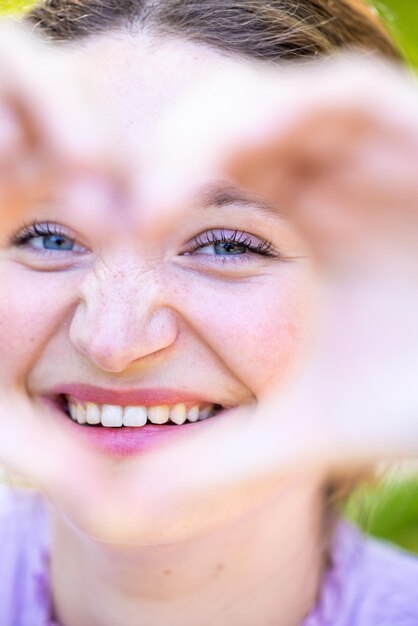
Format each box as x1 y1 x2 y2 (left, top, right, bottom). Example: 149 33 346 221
66 398 220 427
42 385 232 457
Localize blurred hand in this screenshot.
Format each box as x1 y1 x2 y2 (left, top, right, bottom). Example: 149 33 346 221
113 55 418 523
225 55 418 463
1 21 418 530
0 21 117 219
0 21 122 492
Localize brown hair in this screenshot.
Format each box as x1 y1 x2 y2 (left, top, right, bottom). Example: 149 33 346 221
26 0 401 61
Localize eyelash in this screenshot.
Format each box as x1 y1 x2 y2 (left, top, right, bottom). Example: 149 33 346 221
12 221 77 250
13 221 62 243
186 229 278 257
11 222 278 264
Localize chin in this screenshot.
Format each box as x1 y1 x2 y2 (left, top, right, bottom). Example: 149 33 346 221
46 471 290 547
50 495 223 546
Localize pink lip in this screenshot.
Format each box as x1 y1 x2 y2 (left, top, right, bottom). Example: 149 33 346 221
61 415 207 457
42 385 225 458
48 383 210 407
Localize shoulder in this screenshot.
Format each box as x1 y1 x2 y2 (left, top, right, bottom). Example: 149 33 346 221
0 484 52 626
305 521 418 626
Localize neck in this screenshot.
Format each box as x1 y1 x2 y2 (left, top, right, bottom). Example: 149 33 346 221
50 482 324 626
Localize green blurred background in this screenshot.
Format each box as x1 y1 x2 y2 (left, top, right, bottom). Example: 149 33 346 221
1 0 418 554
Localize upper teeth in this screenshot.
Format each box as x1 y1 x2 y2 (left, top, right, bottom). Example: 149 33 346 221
67 399 216 427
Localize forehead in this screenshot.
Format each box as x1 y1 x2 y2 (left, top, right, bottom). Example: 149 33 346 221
69 32 244 154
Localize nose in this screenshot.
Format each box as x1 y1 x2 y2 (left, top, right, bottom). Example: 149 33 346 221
69 264 178 373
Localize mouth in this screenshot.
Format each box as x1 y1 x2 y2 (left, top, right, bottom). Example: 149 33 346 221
43 385 231 457
63 396 223 427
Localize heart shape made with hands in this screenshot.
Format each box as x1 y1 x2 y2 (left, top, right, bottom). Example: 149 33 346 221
1 21 418 527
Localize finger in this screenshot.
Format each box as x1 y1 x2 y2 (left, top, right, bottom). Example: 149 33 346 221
0 21 106 168
0 21 126 225
133 55 418 241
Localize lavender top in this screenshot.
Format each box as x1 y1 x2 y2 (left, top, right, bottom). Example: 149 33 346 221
1 486 418 626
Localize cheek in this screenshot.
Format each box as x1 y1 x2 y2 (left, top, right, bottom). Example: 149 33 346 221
168 263 318 395
0 264 78 386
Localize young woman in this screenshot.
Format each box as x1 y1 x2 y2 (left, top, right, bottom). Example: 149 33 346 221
1 1 418 625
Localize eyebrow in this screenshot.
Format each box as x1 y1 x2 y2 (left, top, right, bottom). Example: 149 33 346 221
196 181 286 220
26 181 287 228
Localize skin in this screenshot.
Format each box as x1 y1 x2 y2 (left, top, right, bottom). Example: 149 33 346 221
0 31 324 626
2 23 418 626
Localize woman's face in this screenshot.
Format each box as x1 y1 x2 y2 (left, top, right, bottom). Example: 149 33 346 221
0 32 319 543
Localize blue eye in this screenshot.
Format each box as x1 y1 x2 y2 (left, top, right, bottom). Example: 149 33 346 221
201 242 247 255
39 234 75 251
12 222 86 254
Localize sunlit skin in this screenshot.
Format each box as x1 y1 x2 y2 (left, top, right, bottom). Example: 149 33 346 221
0 32 325 626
